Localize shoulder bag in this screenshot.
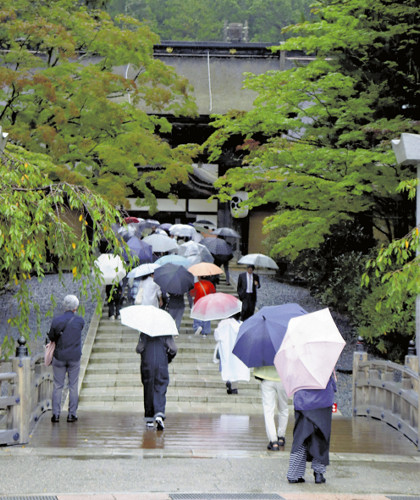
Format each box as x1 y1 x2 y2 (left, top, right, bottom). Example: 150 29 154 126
44 316 75 367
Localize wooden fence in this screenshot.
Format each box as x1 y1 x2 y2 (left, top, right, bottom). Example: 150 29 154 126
352 340 419 450
0 337 53 446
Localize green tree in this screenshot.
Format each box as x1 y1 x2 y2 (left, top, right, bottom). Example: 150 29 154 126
0 0 198 212
0 143 123 356
204 0 420 353
105 0 314 42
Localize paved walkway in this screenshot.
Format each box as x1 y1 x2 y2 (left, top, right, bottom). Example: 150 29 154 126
1 409 419 498
1 276 419 499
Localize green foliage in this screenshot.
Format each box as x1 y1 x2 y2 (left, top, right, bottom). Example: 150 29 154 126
105 0 315 42
0 0 197 211
204 0 420 358
359 205 419 360
0 144 123 356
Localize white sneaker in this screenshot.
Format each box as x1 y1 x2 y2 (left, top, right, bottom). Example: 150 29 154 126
155 416 165 431
146 421 154 428
194 326 202 335
109 315 115 321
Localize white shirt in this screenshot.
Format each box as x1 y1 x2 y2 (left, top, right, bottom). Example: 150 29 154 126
246 272 253 293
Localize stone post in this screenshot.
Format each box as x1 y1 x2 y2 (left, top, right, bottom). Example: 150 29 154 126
11 337 32 444
352 336 368 415
404 340 420 451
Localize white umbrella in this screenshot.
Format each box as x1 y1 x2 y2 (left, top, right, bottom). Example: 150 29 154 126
120 305 179 336
238 253 279 270
274 308 345 397
127 262 160 279
143 233 179 253
213 227 240 238
178 241 214 263
94 254 126 285
169 224 197 238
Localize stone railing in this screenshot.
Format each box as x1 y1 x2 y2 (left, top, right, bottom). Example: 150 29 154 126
0 337 53 446
352 339 419 450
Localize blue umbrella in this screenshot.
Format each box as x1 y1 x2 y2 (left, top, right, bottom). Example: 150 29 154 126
155 254 191 268
153 263 195 295
232 303 308 368
123 236 153 263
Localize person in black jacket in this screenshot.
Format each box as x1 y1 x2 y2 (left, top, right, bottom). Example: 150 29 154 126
48 294 85 423
237 265 261 320
136 332 177 430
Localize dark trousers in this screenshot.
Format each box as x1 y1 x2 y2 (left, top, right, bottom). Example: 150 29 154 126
241 293 256 320
141 364 169 422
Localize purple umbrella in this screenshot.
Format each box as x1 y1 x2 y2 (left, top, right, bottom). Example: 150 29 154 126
123 236 153 263
232 303 308 368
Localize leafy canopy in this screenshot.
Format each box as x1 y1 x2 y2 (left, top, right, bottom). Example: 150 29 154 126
0 0 198 212
203 0 420 353
105 0 315 42
0 143 124 356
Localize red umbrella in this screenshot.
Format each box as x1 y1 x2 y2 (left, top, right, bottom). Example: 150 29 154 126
189 280 216 304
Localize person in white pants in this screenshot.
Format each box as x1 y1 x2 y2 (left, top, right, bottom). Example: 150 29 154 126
253 365 289 451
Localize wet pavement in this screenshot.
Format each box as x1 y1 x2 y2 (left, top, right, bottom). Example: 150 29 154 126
27 411 417 457
1 410 419 498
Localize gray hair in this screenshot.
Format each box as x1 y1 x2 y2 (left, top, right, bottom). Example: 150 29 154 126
63 294 79 311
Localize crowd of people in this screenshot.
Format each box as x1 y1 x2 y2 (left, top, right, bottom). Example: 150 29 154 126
47 219 336 485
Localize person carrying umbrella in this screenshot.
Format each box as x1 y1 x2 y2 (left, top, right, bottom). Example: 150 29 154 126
153 263 195 329
253 365 288 451
213 312 250 394
189 278 216 336
122 305 179 431
135 331 178 430
135 272 163 308
286 374 337 484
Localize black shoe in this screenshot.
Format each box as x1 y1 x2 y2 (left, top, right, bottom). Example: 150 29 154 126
314 472 326 484
67 414 78 423
288 478 305 483
51 414 60 423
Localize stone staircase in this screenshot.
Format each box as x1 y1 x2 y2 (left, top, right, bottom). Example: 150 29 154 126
78 276 263 414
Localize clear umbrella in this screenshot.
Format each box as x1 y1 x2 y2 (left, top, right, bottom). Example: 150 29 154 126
127 262 160 279
143 233 179 253
238 253 279 270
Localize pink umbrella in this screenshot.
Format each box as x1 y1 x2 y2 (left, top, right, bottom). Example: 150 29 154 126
274 308 345 397
190 293 242 321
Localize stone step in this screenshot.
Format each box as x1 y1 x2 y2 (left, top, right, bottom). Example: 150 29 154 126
90 343 217 355
88 351 217 363
79 387 261 404
78 277 260 413
81 373 260 390
77 400 264 414
85 363 225 376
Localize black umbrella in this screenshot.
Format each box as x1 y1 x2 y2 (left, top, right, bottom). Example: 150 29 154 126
153 263 195 295
202 237 233 264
